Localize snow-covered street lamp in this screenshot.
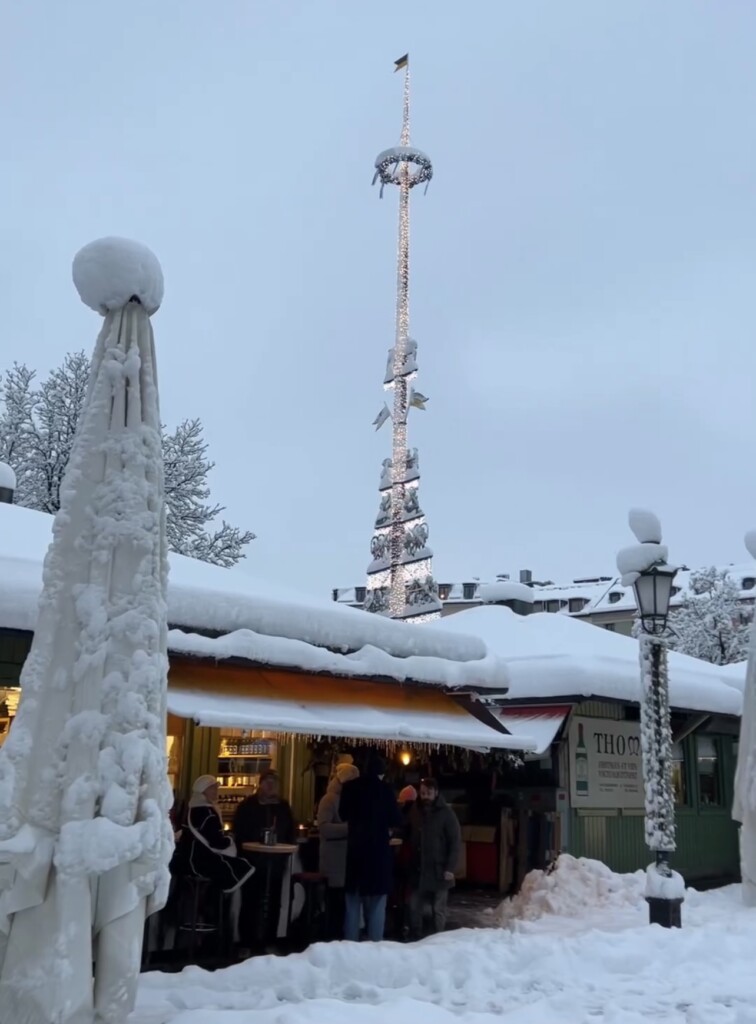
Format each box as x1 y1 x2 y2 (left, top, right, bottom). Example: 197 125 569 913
633 564 678 636
617 509 684 928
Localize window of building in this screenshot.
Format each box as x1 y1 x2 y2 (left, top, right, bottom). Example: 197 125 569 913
569 598 588 613
671 742 688 806
546 600 560 613
608 591 623 604
743 577 756 591
696 736 722 807
354 587 366 604
462 583 477 600
531 602 543 613
438 584 452 601
603 623 616 632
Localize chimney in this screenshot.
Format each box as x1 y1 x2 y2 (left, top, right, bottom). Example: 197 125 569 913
519 569 533 586
0 463 15 505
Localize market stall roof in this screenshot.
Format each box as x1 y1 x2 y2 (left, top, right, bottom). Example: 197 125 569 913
0 504 505 690
498 705 571 757
433 606 745 716
167 660 537 752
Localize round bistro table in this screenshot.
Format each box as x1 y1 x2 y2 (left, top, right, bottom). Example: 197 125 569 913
242 843 299 947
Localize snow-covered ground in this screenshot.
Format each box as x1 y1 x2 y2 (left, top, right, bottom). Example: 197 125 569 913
132 856 756 1024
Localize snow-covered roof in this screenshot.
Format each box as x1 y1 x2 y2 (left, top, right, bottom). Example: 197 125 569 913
0 504 502 690
336 563 756 619
167 684 535 751
431 606 745 716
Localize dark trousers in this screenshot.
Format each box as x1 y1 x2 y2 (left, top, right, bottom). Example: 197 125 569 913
409 889 448 937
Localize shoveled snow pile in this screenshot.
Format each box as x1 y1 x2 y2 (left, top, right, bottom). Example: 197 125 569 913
73 236 164 315
135 875 756 1024
497 855 646 925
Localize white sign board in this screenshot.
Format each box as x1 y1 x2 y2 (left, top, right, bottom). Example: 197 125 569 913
569 716 644 810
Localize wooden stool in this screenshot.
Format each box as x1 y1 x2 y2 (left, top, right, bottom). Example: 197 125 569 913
288 871 329 946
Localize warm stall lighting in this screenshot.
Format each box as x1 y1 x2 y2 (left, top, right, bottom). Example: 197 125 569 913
399 750 412 767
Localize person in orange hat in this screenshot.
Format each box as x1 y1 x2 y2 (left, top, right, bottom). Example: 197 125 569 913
391 785 418 938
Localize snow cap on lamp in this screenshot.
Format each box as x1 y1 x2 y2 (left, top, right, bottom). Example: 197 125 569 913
616 507 670 586
72 236 164 315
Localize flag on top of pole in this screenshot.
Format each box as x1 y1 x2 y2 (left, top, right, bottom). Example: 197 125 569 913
394 53 409 72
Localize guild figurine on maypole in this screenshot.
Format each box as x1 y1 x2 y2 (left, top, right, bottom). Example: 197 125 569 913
364 54 441 623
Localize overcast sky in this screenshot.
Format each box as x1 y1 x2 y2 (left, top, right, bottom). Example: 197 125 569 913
3 1 756 598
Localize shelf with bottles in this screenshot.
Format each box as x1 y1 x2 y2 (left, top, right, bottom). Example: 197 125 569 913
219 733 275 758
216 729 278 823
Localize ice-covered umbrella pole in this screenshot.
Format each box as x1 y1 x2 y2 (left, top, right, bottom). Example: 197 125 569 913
0 237 173 1024
617 509 683 929
732 530 756 906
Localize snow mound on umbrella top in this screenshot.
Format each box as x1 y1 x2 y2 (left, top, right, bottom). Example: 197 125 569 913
72 236 164 315
497 854 645 924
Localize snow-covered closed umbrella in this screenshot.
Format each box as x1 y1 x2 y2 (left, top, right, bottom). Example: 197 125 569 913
0 238 173 1023
733 530 756 906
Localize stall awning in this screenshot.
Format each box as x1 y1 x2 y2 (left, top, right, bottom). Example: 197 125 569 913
168 660 537 752
497 705 570 756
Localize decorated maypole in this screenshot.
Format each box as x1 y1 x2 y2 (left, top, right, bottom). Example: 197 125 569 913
365 54 441 623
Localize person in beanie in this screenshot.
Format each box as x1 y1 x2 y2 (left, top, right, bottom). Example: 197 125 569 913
339 750 401 941
407 778 462 938
317 762 360 938
177 776 256 892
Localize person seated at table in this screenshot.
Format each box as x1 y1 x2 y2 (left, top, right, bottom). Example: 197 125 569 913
317 761 360 939
234 770 296 950
179 775 256 893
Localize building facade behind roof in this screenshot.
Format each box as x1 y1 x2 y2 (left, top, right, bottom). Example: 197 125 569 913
333 564 756 636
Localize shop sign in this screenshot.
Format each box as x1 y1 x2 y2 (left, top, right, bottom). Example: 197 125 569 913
569 716 644 809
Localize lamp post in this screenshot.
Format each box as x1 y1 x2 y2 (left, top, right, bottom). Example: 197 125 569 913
617 509 682 928
634 562 682 927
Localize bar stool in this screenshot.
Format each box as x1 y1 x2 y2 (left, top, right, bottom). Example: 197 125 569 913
178 875 227 960
288 871 329 946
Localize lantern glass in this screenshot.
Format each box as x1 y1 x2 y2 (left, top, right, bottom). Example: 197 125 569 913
633 565 677 633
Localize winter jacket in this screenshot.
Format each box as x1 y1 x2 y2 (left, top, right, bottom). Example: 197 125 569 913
340 774 401 896
176 804 255 894
233 795 295 849
408 796 462 893
317 779 349 888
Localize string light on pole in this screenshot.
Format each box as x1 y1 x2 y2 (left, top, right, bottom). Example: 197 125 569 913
364 54 441 623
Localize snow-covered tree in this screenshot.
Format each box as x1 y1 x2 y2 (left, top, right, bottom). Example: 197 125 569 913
668 566 751 665
162 417 255 567
0 353 255 565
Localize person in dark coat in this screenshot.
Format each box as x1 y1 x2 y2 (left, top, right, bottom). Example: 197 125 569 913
233 769 296 950
178 775 256 893
407 778 462 938
339 751 401 941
